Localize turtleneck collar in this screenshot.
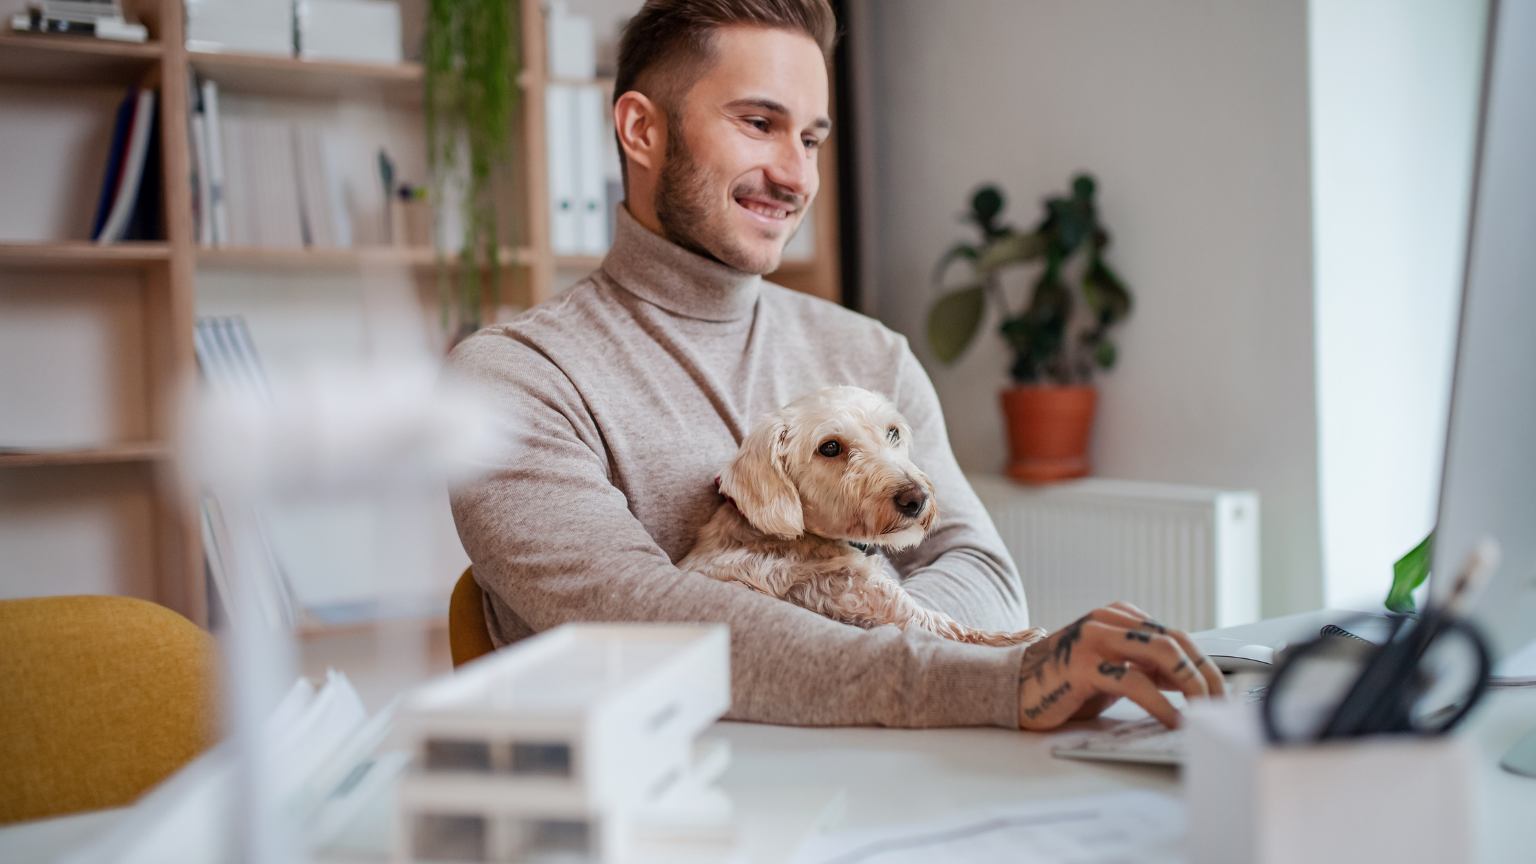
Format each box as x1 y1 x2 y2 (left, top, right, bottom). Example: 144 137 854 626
600 204 763 322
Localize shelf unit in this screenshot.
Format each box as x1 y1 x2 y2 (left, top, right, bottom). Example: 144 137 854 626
0 442 170 468
1 0 843 632
0 31 161 84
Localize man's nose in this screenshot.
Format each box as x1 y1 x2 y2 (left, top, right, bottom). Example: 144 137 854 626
765 137 814 200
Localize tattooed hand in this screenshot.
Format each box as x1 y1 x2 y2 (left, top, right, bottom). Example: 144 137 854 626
1015 601 1227 730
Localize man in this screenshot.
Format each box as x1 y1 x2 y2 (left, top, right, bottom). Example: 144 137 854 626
446 0 1224 730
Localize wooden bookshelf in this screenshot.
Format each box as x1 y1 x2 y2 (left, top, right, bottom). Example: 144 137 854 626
0 33 162 85
0 241 171 268
197 244 534 270
0 0 843 632
0 442 170 468
189 50 423 102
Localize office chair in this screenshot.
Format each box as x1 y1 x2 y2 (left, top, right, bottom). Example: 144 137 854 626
0 595 219 825
449 567 495 668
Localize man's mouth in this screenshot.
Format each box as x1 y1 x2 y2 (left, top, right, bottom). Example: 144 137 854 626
735 195 794 222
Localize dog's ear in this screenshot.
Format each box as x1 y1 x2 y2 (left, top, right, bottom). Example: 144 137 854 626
718 420 803 539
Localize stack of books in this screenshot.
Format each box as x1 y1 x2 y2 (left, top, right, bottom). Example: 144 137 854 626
189 76 360 249
194 314 298 630
8 0 148 43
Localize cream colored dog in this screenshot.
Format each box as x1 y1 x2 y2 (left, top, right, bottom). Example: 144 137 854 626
680 386 1045 647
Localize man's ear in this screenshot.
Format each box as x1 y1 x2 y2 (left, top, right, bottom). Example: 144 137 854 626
718 421 804 540
614 90 663 172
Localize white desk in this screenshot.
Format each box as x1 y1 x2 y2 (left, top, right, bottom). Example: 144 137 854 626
713 687 1536 864
5 612 1535 863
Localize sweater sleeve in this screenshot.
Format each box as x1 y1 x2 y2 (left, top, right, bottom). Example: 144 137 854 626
886 340 1034 634
444 329 1025 729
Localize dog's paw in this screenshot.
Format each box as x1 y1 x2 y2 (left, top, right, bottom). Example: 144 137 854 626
979 627 1048 647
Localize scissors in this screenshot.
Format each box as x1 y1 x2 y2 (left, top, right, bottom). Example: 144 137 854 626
1263 542 1499 745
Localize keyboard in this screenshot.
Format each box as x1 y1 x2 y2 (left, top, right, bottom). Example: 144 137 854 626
1049 685 1267 766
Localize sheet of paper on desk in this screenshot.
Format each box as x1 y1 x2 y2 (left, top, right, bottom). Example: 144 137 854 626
790 790 1184 864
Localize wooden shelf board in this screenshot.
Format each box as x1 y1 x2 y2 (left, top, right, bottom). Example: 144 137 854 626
0 33 162 86
189 50 423 101
551 256 813 275
521 71 616 90
0 442 168 468
197 245 534 270
553 254 605 271
0 240 171 268
295 610 449 639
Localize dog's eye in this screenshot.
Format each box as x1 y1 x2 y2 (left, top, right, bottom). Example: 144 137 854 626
817 440 842 458
887 427 901 444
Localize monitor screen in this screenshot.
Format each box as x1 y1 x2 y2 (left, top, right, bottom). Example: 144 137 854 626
1429 0 1536 664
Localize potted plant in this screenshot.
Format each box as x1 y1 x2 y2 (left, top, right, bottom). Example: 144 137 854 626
424 0 521 346
927 174 1133 483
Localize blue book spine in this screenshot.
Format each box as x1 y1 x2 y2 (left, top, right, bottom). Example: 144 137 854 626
91 86 137 239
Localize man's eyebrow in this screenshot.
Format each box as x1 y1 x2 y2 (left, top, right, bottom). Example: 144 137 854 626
724 97 832 132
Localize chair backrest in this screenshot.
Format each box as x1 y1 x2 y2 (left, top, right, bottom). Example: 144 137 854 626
0 595 219 825
449 567 496 668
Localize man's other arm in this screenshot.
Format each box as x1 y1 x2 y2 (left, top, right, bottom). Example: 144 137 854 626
886 341 1033 633
444 331 1026 728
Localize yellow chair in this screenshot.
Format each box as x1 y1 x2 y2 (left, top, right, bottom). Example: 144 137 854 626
0 595 219 825
449 567 496 668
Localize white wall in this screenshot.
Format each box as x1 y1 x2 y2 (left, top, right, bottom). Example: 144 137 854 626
863 0 1322 616
1309 0 1486 609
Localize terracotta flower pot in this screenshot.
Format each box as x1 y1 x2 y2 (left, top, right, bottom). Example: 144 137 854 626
1000 385 1097 483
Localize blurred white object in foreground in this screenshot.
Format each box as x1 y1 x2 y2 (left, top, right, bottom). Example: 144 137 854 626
182 354 502 499
178 345 503 864
394 624 739 864
1183 701 1477 864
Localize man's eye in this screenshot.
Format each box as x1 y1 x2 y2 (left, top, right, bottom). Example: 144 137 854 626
817 440 842 458
887 427 900 444
747 117 770 132
803 137 822 151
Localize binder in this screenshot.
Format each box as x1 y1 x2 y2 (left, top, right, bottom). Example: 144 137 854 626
94 88 155 243
574 84 609 255
545 83 581 255
292 125 335 248
91 88 135 239
201 78 229 246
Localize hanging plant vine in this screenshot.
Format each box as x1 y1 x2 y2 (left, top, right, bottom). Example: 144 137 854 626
425 0 520 343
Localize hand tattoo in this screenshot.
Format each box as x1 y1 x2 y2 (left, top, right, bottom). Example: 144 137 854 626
1126 630 1152 643
1173 659 1191 676
1053 617 1087 667
1098 660 1127 680
1022 681 1073 721
1139 618 1168 634
1019 616 1087 685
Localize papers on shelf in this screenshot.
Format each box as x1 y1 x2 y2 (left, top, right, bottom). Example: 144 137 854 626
790 791 1186 864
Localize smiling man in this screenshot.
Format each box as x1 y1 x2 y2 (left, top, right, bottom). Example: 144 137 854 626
446 0 1222 731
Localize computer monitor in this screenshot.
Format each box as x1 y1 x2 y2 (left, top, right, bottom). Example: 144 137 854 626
1427 0 1536 774
1428 0 1535 664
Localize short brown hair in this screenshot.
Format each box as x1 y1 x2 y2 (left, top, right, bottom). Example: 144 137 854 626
614 0 838 165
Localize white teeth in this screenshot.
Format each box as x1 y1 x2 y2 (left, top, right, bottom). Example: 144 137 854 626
739 199 788 220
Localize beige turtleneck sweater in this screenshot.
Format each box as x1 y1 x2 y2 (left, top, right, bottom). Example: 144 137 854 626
445 206 1033 728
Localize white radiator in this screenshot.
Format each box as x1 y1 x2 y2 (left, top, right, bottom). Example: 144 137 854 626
968 474 1260 632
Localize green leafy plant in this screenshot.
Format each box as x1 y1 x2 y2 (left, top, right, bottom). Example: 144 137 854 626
1386 530 1434 613
928 175 1133 384
424 0 521 344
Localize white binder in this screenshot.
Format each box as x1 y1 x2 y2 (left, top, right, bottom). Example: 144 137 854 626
545 83 581 255
574 84 610 255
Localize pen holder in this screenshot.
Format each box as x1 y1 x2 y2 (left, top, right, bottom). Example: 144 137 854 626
1183 701 1478 864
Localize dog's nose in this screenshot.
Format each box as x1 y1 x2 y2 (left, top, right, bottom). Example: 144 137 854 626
893 485 927 518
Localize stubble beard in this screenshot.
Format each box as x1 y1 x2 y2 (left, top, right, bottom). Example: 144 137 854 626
654 116 798 275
